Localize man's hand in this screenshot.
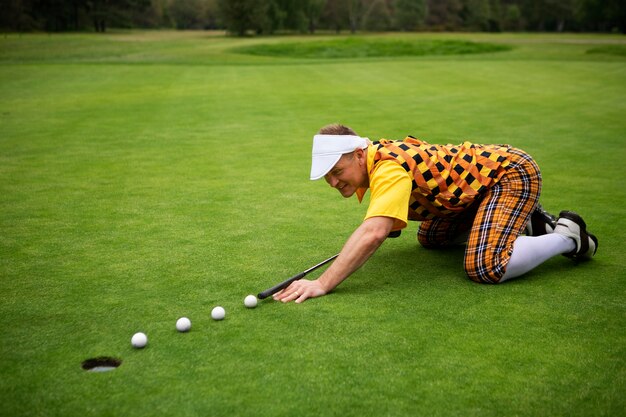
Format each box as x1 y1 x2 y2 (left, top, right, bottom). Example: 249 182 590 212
273 279 327 304
274 216 395 304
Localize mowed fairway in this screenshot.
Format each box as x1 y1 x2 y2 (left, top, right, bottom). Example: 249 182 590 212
0 31 625 417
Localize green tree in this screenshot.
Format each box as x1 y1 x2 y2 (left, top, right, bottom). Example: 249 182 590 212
265 0 287 33
29 0 88 31
323 0 348 33
521 0 576 31
425 0 462 30
362 0 393 31
133 0 168 27
303 0 325 33
462 0 492 30
0 0 40 31
321 0 365 33
578 0 626 33
605 0 626 33
168 0 212 29
86 0 150 32
502 2 523 30
218 0 269 35
395 0 427 31
488 0 503 31
347 0 364 33
278 0 307 32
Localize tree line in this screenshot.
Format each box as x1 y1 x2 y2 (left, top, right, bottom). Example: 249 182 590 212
1 0 624 34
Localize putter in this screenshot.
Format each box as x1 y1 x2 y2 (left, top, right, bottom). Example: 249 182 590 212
258 254 339 299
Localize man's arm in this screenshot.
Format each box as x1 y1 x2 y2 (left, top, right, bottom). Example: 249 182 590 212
273 216 395 304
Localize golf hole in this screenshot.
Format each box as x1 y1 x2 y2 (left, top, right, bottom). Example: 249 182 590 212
82 357 122 373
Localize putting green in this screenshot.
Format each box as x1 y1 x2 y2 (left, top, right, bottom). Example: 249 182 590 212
231 37 512 58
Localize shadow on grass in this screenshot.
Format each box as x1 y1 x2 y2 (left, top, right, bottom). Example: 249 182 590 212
337 238 598 297
336 243 469 297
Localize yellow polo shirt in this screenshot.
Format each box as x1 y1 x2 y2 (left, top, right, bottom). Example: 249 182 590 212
356 147 412 231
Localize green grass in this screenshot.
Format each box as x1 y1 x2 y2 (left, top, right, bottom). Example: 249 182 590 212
0 31 625 417
587 44 626 57
231 37 512 58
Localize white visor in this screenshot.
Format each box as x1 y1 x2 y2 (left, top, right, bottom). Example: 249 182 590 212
310 134 370 180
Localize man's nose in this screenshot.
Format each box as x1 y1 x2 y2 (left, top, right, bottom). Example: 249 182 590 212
326 176 339 188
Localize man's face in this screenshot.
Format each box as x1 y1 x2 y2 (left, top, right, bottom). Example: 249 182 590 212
324 149 368 198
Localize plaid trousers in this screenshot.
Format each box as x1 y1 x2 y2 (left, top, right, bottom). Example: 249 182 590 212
417 148 541 283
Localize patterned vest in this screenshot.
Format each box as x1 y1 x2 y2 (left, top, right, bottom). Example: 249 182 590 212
371 137 512 220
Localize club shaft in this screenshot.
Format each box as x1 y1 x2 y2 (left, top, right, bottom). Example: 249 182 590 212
258 254 338 299
302 253 339 274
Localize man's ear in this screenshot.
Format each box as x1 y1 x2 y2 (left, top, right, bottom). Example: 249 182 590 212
355 148 366 166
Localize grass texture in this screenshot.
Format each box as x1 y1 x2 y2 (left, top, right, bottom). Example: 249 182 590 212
232 37 512 58
0 31 625 417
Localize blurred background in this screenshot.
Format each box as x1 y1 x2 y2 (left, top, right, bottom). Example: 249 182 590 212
1 0 625 35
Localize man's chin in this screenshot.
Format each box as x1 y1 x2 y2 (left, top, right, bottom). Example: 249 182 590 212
338 187 355 198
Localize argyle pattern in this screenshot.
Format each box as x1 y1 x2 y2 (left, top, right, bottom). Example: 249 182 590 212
371 137 512 220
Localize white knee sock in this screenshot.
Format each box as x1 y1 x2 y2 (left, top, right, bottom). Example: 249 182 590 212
501 234 576 281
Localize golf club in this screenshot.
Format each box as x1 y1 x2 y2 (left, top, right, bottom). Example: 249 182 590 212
258 254 339 299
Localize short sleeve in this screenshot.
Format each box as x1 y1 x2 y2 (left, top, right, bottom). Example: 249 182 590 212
364 160 412 230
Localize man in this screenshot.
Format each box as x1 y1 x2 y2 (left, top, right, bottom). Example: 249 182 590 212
274 124 597 304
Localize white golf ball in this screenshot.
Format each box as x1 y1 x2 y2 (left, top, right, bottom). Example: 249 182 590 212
211 306 225 321
244 295 258 308
176 317 191 332
131 332 148 349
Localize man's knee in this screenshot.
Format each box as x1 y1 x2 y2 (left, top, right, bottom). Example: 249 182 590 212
417 231 439 248
464 263 504 284
417 225 456 248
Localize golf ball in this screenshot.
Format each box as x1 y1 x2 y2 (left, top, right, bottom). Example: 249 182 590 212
176 317 191 332
244 295 258 308
131 332 148 349
211 306 225 321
